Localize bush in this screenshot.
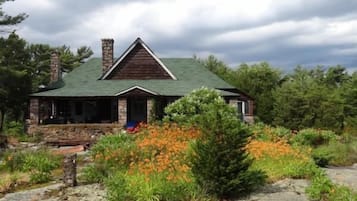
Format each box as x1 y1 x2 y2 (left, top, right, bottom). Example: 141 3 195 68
105 170 201 201
22 150 61 184
3 150 27 172
164 87 225 125
250 123 292 142
3 149 60 184
292 129 337 146
314 141 357 166
4 121 24 136
312 147 334 167
83 132 136 183
306 169 357 201
247 140 316 181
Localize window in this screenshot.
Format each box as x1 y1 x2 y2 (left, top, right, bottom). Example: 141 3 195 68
244 101 249 114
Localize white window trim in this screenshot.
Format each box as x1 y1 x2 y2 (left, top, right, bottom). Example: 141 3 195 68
115 86 158 96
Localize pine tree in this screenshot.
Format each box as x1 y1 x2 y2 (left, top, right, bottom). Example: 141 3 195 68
190 100 266 198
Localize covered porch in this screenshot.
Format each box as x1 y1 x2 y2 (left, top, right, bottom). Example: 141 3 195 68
28 95 176 128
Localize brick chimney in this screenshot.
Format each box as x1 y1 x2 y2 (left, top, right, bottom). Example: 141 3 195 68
50 51 61 83
101 38 114 73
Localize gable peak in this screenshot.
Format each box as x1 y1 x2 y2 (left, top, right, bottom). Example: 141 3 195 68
101 37 177 80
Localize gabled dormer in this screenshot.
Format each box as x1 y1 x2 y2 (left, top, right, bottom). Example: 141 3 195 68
101 38 176 80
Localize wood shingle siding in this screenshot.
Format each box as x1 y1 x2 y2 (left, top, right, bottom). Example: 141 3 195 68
107 44 172 80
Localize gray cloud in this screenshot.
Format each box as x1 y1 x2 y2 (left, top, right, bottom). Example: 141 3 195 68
2 0 357 72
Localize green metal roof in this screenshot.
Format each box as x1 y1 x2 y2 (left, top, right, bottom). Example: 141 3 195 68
31 58 239 97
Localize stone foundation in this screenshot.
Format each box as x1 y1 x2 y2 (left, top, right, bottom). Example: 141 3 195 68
27 124 122 145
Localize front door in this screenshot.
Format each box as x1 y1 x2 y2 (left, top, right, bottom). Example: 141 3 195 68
128 97 147 123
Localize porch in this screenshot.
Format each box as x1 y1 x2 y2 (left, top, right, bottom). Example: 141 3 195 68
27 96 176 129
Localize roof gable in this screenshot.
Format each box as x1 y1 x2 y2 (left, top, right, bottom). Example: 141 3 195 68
101 38 176 80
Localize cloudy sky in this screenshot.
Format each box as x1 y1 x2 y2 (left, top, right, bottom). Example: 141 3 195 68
3 0 357 72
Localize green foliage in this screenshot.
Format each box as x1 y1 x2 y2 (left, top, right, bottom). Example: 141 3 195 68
252 156 317 182
0 32 32 130
164 87 227 125
82 163 108 183
197 56 282 124
311 147 334 167
3 149 60 183
105 170 202 201
291 129 338 147
4 121 23 136
233 62 282 124
250 123 292 141
3 150 27 172
0 0 27 28
27 43 93 90
306 169 357 201
0 32 93 130
83 132 136 183
314 140 357 166
273 66 348 132
22 150 61 183
169 88 266 198
196 55 236 84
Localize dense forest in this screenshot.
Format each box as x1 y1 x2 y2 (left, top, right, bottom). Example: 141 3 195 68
198 55 357 133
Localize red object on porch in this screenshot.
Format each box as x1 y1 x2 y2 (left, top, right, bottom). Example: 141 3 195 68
126 121 145 133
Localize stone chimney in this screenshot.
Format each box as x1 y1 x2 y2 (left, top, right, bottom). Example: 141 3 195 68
50 51 61 83
101 38 114 73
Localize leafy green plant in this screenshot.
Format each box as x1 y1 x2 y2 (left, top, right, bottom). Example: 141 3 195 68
251 155 317 182
292 129 337 147
315 140 357 166
105 170 202 201
22 150 60 183
3 150 27 172
306 169 357 201
83 132 136 183
4 121 24 136
82 163 108 183
312 147 334 167
164 87 226 125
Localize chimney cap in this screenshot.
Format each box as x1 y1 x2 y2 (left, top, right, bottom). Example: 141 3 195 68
101 38 114 42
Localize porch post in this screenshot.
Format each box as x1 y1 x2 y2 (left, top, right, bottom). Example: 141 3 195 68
248 100 254 115
29 98 39 125
147 98 154 123
118 98 127 126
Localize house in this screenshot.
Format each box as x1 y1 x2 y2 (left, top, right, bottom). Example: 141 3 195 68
27 38 253 142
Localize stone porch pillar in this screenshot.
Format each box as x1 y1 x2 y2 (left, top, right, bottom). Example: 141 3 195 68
29 98 39 125
118 98 127 126
147 98 154 123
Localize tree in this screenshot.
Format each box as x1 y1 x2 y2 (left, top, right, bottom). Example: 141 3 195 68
164 88 266 198
273 67 344 131
27 44 93 90
233 62 282 123
196 55 236 84
341 72 357 133
0 0 27 31
0 32 31 130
